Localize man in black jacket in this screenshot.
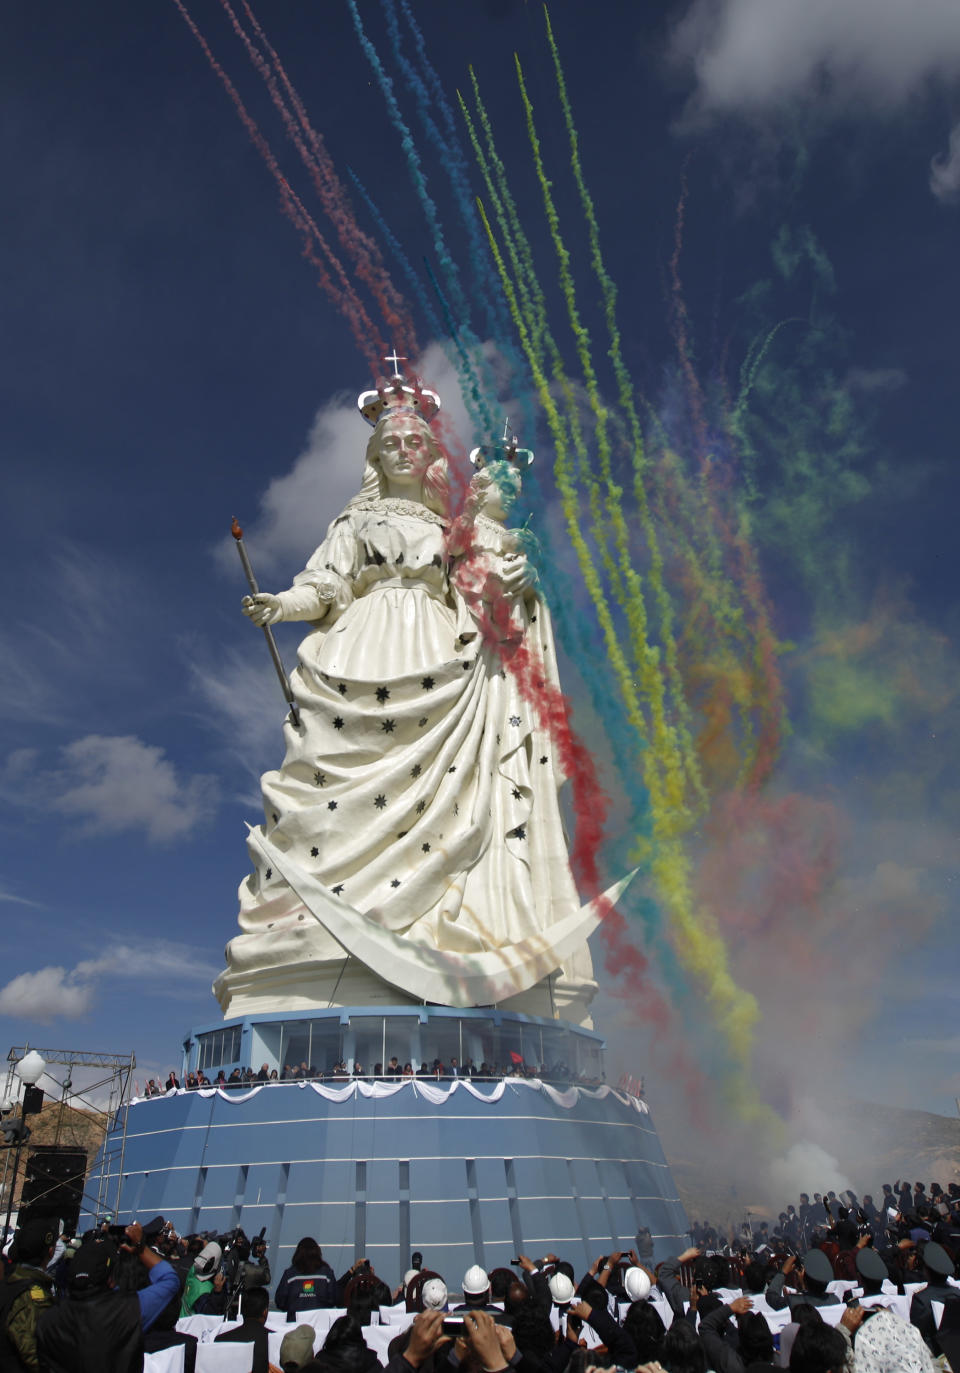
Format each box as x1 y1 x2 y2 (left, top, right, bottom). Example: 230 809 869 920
215 1285 272 1373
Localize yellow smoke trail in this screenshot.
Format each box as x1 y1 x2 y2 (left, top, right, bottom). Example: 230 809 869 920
477 197 765 1089
541 8 708 813
514 54 692 826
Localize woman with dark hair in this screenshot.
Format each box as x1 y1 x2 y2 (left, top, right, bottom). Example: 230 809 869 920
658 1318 707 1373
319 1313 382 1372
275 1237 338 1314
788 1322 848 1372
623 1300 666 1364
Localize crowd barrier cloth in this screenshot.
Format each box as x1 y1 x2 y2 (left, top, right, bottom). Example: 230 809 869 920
134 1077 649 1113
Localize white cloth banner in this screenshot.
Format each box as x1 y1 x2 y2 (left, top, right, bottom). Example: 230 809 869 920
144 1348 186 1373
134 1077 648 1113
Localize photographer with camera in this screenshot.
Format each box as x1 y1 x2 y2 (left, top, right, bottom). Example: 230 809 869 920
36 1221 179 1373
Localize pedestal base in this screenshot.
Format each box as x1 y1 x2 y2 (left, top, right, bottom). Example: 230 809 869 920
86 1074 689 1281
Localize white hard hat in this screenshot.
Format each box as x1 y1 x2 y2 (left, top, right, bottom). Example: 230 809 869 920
422 1277 448 1309
623 1266 651 1302
463 1263 490 1296
548 1271 575 1304
194 1242 222 1277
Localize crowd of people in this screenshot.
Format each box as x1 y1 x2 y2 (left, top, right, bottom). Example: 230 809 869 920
3 1172 959 1372
142 1058 604 1096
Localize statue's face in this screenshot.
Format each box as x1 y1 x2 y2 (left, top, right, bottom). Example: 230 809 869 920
376 417 432 488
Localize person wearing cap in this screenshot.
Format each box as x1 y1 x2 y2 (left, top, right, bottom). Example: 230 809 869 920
279 1322 316 1370
909 1239 960 1355
36 1221 179 1373
0 1218 57 1371
764 1248 840 1311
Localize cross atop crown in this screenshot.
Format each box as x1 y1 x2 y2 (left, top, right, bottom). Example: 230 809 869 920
357 347 441 427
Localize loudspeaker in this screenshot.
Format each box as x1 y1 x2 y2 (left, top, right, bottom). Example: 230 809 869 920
19 1145 87 1233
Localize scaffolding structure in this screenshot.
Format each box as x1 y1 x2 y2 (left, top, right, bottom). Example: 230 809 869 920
1 1044 136 1226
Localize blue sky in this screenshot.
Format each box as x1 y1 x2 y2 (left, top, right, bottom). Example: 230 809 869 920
1 0 959 1165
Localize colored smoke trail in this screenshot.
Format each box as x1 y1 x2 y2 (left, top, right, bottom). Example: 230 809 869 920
475 196 767 1113
228 0 418 355
542 8 706 815
171 0 384 371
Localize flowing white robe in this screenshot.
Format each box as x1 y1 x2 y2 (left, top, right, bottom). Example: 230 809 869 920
218 496 596 1013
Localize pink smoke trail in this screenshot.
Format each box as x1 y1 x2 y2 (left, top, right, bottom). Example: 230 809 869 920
224 0 418 357
172 0 383 372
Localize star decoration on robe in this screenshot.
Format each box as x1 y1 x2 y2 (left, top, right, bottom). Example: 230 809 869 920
337 683 348 696
512 788 522 799
376 686 390 703
381 719 396 733
448 765 457 773
398 830 407 838
421 676 435 690
271 812 278 823
509 715 521 726
310 846 319 857
418 717 428 727
416 800 426 813
510 825 526 840
462 661 471 671
453 802 459 815
374 794 387 809
333 717 344 730
328 800 338 811
540 755 548 764
410 763 422 777
422 842 430 852
531 613 537 622
332 883 344 895
265 868 272 879
313 771 326 786
390 878 401 888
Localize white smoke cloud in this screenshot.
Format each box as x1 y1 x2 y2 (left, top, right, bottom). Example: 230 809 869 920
931 122 960 201
769 1140 853 1200
671 0 960 116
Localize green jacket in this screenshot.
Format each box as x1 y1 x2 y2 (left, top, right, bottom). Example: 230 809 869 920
179 1266 213 1317
1 1264 55 1372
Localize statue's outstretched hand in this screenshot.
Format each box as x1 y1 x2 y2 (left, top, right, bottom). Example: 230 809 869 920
242 592 283 627
500 555 537 598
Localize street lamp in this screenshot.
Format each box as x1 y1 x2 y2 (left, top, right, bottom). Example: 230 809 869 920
17 1051 46 1086
2 1051 48 1244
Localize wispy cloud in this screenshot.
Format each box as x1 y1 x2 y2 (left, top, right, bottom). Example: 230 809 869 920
931 122 960 203
0 940 220 1024
0 884 44 908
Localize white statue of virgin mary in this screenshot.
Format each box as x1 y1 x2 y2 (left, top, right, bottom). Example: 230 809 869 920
213 378 624 1025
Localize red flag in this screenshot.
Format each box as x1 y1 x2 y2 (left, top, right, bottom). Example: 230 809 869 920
509 1051 524 1065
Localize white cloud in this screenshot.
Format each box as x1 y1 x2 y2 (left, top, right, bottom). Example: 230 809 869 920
671 0 960 115
0 967 93 1021
52 734 218 842
931 121 960 201
0 940 221 1024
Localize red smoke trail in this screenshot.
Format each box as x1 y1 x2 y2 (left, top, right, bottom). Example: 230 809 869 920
224 0 418 358
172 0 383 372
450 525 696 1057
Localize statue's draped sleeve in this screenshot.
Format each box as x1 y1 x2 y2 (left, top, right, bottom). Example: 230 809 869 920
291 511 358 623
